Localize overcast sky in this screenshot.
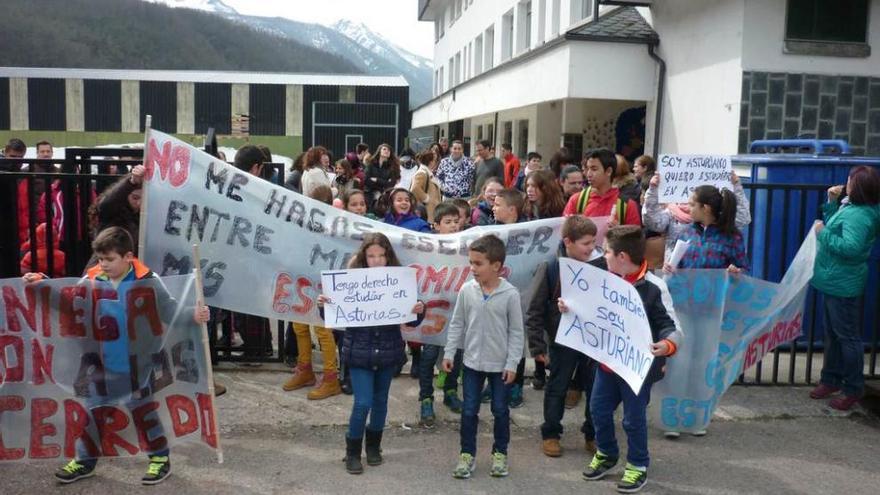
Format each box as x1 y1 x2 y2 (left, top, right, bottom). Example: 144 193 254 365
223 0 435 59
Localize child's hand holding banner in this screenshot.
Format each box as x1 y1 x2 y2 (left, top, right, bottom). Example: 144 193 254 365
320 267 418 328
554 257 655 393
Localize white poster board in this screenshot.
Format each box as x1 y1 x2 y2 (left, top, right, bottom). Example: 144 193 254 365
320 267 418 328
657 154 732 203
555 257 655 393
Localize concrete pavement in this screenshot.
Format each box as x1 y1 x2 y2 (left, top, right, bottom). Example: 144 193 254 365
2 369 878 494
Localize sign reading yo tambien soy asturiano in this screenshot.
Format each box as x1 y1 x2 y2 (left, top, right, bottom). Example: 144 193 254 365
320 267 418 328
555 257 655 393
657 154 733 204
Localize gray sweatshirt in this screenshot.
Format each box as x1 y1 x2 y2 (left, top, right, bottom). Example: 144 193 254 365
444 278 524 373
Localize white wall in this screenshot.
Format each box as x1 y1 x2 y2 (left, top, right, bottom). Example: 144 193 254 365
652 0 745 154
431 0 597 92
413 41 655 128
741 0 880 76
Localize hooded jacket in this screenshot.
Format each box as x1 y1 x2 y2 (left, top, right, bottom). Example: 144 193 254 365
444 278 524 373
812 199 880 298
384 211 431 233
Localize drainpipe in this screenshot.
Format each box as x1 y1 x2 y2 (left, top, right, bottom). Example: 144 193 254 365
647 43 666 157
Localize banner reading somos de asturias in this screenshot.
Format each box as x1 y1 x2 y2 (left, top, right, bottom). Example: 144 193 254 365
0 275 219 462
141 129 567 345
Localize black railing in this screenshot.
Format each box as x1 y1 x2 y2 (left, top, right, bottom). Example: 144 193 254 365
739 182 880 384
0 149 290 365
3 162 878 378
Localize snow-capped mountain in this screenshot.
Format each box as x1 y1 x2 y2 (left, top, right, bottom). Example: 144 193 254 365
148 0 432 107
147 0 238 15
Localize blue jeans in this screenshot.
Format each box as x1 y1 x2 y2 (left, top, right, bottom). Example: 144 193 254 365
541 344 596 440
591 367 652 468
348 366 396 439
77 372 169 468
460 365 510 456
820 293 865 397
418 345 463 400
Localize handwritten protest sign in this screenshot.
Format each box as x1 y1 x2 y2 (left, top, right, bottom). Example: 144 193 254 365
0 275 219 462
321 267 418 328
653 231 816 433
141 129 564 346
657 154 732 203
555 257 655 393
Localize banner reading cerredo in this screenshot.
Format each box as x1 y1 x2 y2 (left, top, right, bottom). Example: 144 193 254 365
0 275 219 462
652 231 816 433
657 154 733 203
320 267 418 328
555 258 655 393
141 129 567 345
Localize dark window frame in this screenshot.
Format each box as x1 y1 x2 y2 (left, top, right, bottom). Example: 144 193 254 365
783 0 871 57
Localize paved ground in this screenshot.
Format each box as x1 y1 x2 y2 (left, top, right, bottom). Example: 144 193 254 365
3 369 879 494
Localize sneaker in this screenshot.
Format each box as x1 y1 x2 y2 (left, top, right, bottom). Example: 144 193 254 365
809 383 841 399
509 384 524 409
583 451 618 480
54 459 96 484
480 385 491 404
663 431 681 439
489 452 509 477
435 371 448 390
532 376 546 391
616 464 647 493
565 389 582 409
420 398 436 427
142 455 171 485
829 394 861 411
542 438 562 457
691 429 707 437
452 453 476 479
443 391 463 413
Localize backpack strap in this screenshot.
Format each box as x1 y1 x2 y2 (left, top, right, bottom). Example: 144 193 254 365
576 187 592 214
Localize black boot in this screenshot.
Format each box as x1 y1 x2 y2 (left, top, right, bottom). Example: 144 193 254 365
364 429 383 466
344 436 363 474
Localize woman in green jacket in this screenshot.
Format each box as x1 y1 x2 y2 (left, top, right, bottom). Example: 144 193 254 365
810 165 880 411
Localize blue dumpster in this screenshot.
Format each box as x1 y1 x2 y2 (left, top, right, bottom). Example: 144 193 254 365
732 139 880 346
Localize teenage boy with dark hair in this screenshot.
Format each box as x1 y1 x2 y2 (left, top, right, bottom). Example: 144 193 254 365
563 148 641 227
473 139 505 196
501 143 521 189
527 216 603 459
444 234 524 479
24 226 210 485
514 152 543 192
563 225 677 493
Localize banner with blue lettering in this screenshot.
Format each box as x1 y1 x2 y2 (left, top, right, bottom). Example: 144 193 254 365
653 231 816 433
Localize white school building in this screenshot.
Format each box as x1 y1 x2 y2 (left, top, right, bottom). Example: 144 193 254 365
412 0 880 161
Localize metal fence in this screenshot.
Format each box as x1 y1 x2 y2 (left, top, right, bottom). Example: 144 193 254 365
2 158 878 379
739 182 879 385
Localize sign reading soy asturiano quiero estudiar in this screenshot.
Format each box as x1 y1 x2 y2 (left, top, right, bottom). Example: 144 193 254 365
554 257 655 393
657 154 733 204
320 267 418 328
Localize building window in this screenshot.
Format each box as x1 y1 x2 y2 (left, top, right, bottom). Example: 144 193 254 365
784 0 869 56
477 125 483 141
485 26 495 70
474 34 484 76
503 121 513 149
502 9 514 62
570 0 593 25
439 67 445 93
517 1 532 54
487 123 495 144
448 58 454 88
551 0 561 36
517 120 529 158
454 52 461 86
537 0 546 44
